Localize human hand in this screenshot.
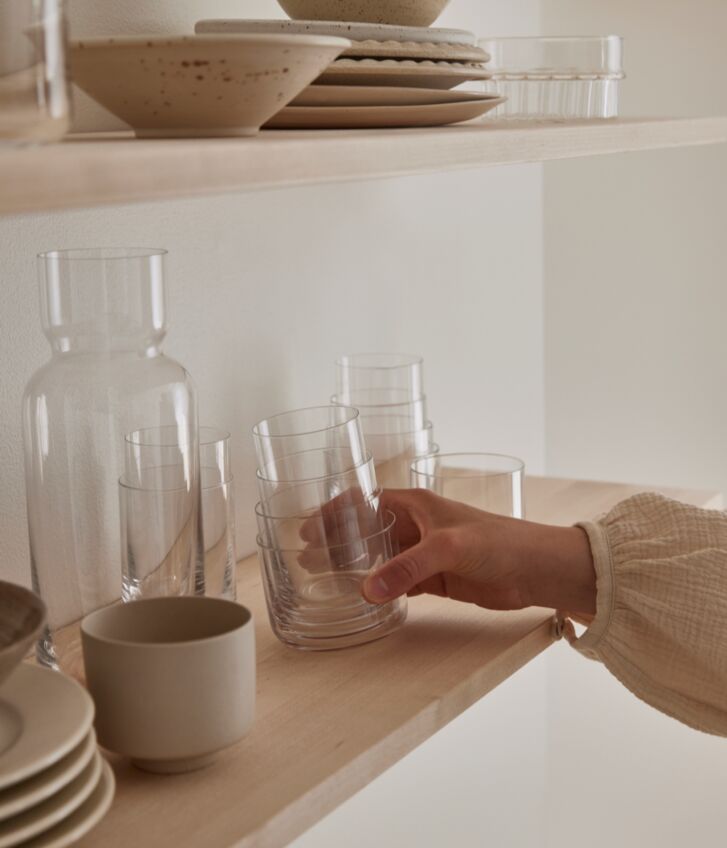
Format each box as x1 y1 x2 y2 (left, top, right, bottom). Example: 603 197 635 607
361 489 596 615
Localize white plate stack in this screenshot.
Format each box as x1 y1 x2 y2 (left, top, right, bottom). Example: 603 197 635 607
195 19 506 128
0 665 114 848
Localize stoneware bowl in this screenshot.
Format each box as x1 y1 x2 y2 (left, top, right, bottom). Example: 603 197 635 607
276 0 451 27
69 34 350 137
81 597 255 774
0 581 46 687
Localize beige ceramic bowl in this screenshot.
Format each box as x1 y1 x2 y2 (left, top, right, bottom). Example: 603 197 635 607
69 34 350 138
81 597 255 774
277 0 451 27
0 581 46 687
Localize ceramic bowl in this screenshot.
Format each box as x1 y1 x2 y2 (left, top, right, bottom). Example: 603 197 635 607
69 34 350 138
276 0 451 27
0 581 46 687
81 597 255 774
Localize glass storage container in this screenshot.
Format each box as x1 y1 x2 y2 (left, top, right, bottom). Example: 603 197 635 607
477 36 624 119
23 248 198 678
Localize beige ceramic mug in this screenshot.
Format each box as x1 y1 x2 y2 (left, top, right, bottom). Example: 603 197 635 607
82 596 255 774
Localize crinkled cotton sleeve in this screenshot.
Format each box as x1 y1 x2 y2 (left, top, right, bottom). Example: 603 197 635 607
570 492 727 736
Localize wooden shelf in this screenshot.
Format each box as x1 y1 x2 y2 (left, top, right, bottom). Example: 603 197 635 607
2 117 727 216
76 476 721 848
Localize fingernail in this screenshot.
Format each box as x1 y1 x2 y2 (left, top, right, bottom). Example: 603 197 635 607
364 572 390 603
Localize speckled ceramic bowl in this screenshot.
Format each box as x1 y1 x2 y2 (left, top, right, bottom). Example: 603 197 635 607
0 581 46 687
277 0 451 27
69 34 350 138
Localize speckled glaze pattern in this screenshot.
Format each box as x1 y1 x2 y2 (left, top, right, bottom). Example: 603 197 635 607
69 34 350 138
277 0 451 28
318 57 491 89
343 39 489 62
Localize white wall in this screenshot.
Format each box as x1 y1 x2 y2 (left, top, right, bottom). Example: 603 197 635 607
0 4 548 846
542 3 727 847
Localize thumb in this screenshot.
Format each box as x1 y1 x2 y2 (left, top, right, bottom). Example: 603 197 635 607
362 532 452 604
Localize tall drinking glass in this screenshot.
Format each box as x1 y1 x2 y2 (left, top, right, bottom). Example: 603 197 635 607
200 428 237 601
0 0 70 144
410 453 525 518
335 354 424 403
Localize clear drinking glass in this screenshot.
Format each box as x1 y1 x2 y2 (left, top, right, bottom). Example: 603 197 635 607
0 0 71 144
373 436 439 489
124 426 203 596
331 391 429 429
119 466 198 602
253 406 366 470
256 450 378 501
410 453 524 518
200 428 237 601
257 510 407 650
335 354 424 403
23 248 198 677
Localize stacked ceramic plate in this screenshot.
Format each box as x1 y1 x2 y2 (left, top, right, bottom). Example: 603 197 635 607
0 665 114 848
196 19 505 128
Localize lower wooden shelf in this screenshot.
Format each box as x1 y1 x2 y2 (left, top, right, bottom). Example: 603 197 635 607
2 117 726 217
77 476 721 848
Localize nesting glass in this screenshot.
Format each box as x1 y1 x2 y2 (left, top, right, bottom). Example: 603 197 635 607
335 354 425 403
411 453 525 518
253 405 406 650
200 428 237 601
0 0 71 144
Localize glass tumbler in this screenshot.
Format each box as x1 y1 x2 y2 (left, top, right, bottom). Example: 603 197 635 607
256 450 378 502
335 354 424 403
23 248 198 677
253 406 366 471
257 510 407 650
119 466 198 602
411 453 524 518
0 0 71 144
331 391 429 430
200 428 237 601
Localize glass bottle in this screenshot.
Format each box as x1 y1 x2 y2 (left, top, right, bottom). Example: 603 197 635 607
23 248 199 678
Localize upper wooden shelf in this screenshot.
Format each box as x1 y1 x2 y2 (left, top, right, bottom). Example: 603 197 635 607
2 116 727 217
75 476 721 848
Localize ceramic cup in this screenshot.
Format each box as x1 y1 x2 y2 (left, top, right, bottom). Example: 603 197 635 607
81 597 255 774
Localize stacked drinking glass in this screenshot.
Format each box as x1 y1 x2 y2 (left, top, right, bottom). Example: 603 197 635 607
331 353 438 488
253 406 407 650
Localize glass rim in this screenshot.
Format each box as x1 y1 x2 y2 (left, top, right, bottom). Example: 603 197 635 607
359 420 434 438
256 450 374 485
255 487 383 521
125 425 195 449
330 392 427 411
200 426 231 446
252 405 360 439
335 352 424 371
256 509 396 553
38 247 168 261
410 452 525 480
118 471 192 494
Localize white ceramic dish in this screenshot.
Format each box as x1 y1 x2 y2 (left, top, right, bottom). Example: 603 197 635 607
0 582 46 687
70 34 350 138
196 19 476 46
0 665 94 792
318 58 491 89
266 96 506 128
0 732 96 823
292 84 496 107
0 755 101 848
18 760 114 848
276 0 451 28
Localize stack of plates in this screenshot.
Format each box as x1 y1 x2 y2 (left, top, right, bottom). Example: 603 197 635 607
0 665 114 848
195 19 506 128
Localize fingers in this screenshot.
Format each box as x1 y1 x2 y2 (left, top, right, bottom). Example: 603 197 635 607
362 530 458 604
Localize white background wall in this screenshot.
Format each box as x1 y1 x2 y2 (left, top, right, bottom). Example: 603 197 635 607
542 3 727 847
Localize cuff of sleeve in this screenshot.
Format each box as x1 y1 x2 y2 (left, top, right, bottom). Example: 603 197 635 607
568 519 615 658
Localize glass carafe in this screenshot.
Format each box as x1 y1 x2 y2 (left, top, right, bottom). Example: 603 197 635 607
23 248 199 678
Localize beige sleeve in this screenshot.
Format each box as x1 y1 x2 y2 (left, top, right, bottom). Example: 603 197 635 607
569 492 727 737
